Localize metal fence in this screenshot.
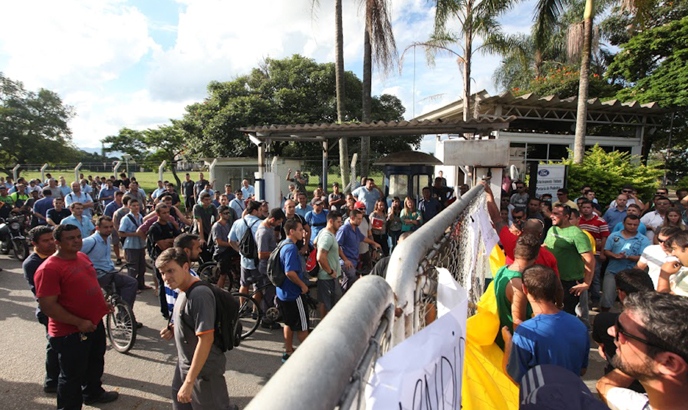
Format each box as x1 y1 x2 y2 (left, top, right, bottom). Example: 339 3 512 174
246 186 489 409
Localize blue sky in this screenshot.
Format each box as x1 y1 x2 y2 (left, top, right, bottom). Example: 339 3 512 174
0 0 536 153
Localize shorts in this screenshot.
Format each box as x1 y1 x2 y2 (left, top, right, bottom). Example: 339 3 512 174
215 249 239 277
317 279 342 311
240 267 268 288
280 295 309 332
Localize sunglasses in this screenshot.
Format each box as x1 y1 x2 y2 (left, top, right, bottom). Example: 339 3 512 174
614 316 685 362
657 238 667 244
622 190 633 193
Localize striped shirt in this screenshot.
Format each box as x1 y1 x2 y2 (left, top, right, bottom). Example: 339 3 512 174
579 214 609 255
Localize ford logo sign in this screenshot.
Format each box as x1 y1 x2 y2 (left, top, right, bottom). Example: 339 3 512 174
538 169 550 176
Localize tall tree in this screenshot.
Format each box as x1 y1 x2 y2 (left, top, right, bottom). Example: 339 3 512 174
361 0 397 177
175 55 417 170
0 73 76 176
411 0 515 122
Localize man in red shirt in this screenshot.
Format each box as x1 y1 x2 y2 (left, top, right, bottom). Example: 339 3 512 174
35 224 119 408
577 199 609 309
484 181 559 275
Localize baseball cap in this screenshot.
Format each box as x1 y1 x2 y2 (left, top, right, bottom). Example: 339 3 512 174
519 365 608 410
354 201 366 210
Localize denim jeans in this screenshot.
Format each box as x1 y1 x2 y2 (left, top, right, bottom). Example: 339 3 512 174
49 322 106 410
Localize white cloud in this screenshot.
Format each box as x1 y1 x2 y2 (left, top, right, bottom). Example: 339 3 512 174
0 0 156 93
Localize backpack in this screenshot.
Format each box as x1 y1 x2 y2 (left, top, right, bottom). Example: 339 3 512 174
267 240 290 287
239 219 259 260
182 281 242 353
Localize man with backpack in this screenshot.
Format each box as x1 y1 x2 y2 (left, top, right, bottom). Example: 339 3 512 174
147 204 181 319
276 219 311 362
256 207 286 330
119 199 149 291
157 247 237 410
210 205 238 290
229 201 264 305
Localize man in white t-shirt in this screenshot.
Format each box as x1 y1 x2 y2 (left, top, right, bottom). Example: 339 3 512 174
640 196 671 242
596 292 688 410
636 227 682 289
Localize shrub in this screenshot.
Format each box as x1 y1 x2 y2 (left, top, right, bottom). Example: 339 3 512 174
561 145 663 206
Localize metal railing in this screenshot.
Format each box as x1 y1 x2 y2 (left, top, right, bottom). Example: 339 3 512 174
246 186 489 409
246 275 394 410
386 185 489 346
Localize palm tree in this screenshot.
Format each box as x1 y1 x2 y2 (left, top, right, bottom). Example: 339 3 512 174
361 0 397 177
409 0 516 122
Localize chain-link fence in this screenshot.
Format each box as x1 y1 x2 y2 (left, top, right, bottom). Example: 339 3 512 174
246 185 489 409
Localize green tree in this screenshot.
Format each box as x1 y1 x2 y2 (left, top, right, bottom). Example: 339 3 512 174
0 73 76 176
411 0 515 122
103 124 188 188
563 145 663 206
176 55 417 173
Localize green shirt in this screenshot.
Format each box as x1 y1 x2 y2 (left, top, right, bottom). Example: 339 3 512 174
316 230 341 280
544 225 592 281
493 265 533 350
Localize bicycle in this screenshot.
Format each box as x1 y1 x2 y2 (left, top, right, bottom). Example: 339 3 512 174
234 281 318 339
101 266 137 353
197 252 241 292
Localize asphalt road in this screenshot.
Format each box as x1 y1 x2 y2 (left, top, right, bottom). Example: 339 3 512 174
0 251 607 409
0 253 285 410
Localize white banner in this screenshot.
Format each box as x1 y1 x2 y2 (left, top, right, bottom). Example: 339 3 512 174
366 270 468 409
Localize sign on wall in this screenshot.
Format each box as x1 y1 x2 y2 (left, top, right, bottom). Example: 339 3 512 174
535 164 567 199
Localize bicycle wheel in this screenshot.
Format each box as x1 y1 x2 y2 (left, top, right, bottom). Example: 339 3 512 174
106 300 137 353
233 293 261 339
198 262 220 284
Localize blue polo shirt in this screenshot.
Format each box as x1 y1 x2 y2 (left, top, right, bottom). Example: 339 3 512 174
602 207 627 230
98 186 117 205
119 212 144 249
277 239 306 301
612 221 647 236
604 231 651 274
104 201 122 218
32 196 54 225
336 220 365 264
295 204 313 218
305 209 328 242
61 215 95 239
81 233 115 276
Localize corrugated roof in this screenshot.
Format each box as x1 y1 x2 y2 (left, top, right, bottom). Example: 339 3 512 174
416 90 664 121
240 117 515 141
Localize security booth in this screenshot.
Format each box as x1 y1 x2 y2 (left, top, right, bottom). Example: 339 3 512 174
375 151 442 202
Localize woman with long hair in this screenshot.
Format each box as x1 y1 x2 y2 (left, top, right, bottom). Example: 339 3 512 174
400 196 422 232
387 196 403 251
370 199 389 256
656 208 687 244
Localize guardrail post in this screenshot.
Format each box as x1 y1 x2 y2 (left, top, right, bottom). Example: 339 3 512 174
12 164 21 181
40 163 49 182
112 161 122 175
158 160 167 182
74 163 83 184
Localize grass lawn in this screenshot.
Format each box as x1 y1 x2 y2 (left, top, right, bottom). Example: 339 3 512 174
18 170 385 196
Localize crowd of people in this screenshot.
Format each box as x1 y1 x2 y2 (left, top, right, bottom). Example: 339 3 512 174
486 178 688 410
9 167 688 409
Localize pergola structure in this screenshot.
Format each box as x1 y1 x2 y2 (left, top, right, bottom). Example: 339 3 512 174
239 117 514 190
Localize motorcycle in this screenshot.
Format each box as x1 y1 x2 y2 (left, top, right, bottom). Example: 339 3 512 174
0 213 30 262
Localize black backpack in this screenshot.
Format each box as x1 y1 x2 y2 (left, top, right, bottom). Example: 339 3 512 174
239 219 260 260
267 240 289 287
182 281 242 352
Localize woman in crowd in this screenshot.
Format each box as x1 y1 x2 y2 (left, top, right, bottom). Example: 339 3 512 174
387 196 403 251
370 199 389 256
400 196 422 233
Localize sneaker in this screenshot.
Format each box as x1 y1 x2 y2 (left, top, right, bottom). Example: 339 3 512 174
115 258 122 266
84 391 119 405
281 352 291 363
43 385 57 394
136 322 143 329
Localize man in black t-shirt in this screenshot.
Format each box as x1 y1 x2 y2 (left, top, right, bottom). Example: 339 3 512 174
148 204 181 317
46 197 71 226
193 172 209 203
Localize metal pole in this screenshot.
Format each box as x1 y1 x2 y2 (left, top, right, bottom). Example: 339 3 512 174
246 275 394 410
40 163 49 183
12 164 20 181
113 161 122 175
74 163 83 184
158 160 167 182
322 139 328 190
